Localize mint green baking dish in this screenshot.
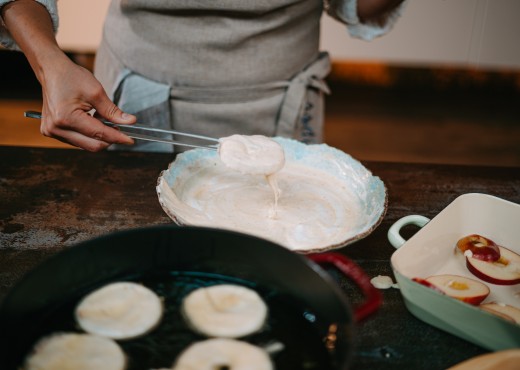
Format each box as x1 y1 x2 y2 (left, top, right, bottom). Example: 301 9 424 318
388 193 520 351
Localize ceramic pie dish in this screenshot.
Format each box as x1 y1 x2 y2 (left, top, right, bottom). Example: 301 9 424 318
388 193 520 350
157 137 387 253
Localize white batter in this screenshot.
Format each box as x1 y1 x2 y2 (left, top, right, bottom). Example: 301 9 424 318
158 157 362 251
219 135 285 218
218 135 285 176
370 275 399 289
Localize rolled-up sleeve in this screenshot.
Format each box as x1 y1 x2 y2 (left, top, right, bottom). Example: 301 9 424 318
0 0 59 50
326 0 406 41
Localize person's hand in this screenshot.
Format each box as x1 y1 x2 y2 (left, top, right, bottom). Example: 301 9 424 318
2 0 137 151
39 54 136 151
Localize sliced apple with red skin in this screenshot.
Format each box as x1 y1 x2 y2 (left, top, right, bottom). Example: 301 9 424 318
424 274 490 305
480 302 520 324
412 277 445 295
456 234 500 262
466 246 520 285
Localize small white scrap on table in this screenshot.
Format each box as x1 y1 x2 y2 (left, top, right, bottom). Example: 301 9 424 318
371 275 399 289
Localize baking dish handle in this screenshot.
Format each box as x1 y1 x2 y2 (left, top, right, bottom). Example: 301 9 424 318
308 253 382 322
387 215 430 249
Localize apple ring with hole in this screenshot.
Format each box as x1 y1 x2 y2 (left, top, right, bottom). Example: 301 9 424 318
23 333 126 370
455 235 520 285
424 274 490 305
480 302 520 324
171 338 273 370
181 284 268 338
75 282 163 340
456 234 500 262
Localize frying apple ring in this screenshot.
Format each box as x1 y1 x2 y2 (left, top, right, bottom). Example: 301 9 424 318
171 338 273 370
23 333 126 370
181 284 268 338
75 282 163 340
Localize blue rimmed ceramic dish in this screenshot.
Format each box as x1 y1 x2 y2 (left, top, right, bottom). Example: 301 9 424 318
157 137 387 253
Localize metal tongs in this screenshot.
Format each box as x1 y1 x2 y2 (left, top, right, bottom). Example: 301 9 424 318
24 111 219 150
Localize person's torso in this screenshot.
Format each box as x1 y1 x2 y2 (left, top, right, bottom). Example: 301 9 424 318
103 0 323 87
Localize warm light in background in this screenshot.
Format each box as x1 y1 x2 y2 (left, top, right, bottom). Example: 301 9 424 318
55 0 110 53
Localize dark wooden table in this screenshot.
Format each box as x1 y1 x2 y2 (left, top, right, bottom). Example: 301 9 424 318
1 146 519 369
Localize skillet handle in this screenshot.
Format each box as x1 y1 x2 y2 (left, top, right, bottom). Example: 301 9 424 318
308 253 382 322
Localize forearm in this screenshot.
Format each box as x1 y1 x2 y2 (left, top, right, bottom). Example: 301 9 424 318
2 0 135 151
1 0 68 83
357 0 405 24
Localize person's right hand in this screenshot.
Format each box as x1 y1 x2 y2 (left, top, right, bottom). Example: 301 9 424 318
38 54 137 152
2 0 137 152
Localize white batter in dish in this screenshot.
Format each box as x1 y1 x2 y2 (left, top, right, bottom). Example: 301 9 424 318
157 137 387 252
160 160 360 251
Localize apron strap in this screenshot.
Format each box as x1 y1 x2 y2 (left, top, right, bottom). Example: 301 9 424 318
275 52 331 137
169 82 288 103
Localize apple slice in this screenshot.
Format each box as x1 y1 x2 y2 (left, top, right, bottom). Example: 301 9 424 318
412 277 445 294
480 302 520 324
456 234 500 262
465 246 520 285
425 274 490 305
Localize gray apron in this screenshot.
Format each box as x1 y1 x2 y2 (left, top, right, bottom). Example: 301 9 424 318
94 0 331 152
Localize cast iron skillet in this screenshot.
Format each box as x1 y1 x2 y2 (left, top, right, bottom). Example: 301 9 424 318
0 225 381 370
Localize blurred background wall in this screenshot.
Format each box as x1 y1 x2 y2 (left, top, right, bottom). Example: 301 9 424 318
55 0 520 70
322 0 520 70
